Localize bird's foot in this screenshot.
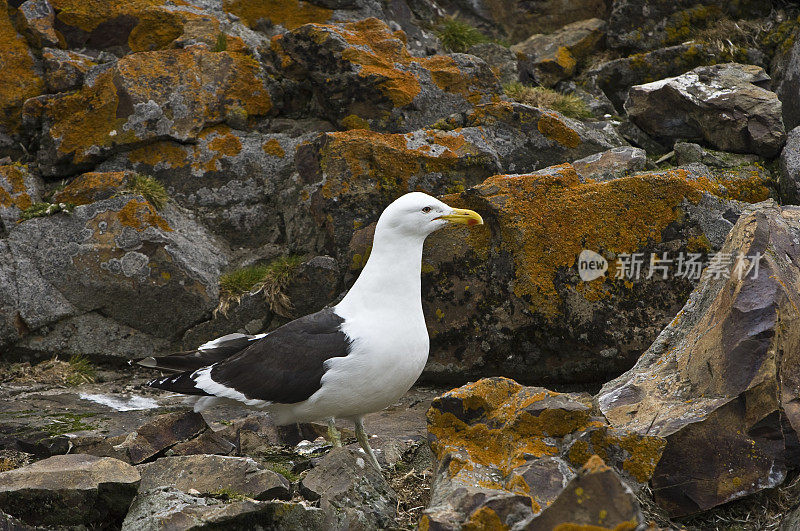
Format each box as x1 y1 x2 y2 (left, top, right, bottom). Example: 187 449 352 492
355 418 381 471
327 418 343 448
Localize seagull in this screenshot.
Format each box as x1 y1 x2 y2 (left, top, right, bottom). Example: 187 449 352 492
138 192 483 469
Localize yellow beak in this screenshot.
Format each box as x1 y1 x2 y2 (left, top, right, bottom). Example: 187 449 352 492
437 208 484 226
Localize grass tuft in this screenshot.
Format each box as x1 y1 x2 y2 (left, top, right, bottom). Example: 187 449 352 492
19 202 74 221
217 255 304 317
435 18 489 53
210 487 249 503
503 82 593 119
67 354 96 386
125 173 168 210
213 32 227 52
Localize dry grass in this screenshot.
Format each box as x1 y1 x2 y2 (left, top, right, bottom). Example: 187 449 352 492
0 450 32 472
389 462 432 529
637 472 800 531
125 173 168 210
503 82 593 119
0 355 95 386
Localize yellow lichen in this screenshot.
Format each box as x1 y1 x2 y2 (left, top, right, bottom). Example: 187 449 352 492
463 507 509 531
116 199 171 232
262 139 286 157
537 113 581 148
0 5 45 132
54 171 127 205
340 114 371 130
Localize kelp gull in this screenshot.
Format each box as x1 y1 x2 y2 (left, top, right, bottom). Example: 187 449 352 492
139 192 483 469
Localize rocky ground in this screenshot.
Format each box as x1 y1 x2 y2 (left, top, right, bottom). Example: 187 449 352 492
3 0 800 528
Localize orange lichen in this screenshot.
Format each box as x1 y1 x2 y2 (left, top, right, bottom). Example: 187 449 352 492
127 7 185 51
537 112 581 148
207 131 242 157
0 165 33 210
50 0 162 33
129 141 189 168
54 171 127 205
223 0 331 30
428 378 589 475
318 128 481 199
0 5 45 132
565 427 665 483
463 507 509 531
469 167 731 318
116 199 171 231
262 139 286 157
423 55 484 105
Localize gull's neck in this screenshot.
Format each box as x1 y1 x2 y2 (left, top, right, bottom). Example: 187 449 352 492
336 227 425 317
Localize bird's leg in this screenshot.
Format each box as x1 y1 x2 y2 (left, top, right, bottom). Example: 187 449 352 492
355 417 381 471
327 417 342 448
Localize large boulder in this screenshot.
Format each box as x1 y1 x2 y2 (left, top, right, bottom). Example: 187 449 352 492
780 126 800 205
405 163 770 385
423 377 657 528
273 18 501 132
0 195 226 355
0 454 140 527
597 201 800 516
625 63 786 157
586 43 717 112
28 45 275 176
511 18 605 87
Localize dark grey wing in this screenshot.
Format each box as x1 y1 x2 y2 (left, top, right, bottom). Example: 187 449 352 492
137 333 262 373
147 308 349 405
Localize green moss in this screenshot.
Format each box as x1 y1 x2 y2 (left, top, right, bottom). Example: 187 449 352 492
503 83 592 119
763 15 800 56
19 201 75 221
435 18 489 53
664 6 721 45
125 173 168 210
42 412 98 436
266 462 300 482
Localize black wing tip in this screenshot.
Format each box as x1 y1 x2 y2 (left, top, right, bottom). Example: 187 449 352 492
146 372 212 396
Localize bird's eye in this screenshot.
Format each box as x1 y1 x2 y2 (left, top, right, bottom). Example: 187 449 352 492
422 206 432 213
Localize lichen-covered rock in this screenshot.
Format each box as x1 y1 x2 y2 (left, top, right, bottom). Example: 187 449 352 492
780 126 800 204
32 45 275 175
606 1 769 52
512 18 605 87
0 195 226 353
625 63 786 157
597 201 800 517
0 4 44 137
412 163 770 384
300 447 397 530
41 47 96 93
52 170 131 205
138 455 290 500
777 32 800 131
17 0 62 48
0 164 42 234
122 486 326 531
586 43 717 112
100 129 313 248
674 141 762 168
571 146 647 182
466 42 518 85
274 18 501 132
423 377 658 528
527 455 641 530
0 454 140 527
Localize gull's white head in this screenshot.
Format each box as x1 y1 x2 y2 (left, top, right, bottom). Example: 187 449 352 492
375 191 483 239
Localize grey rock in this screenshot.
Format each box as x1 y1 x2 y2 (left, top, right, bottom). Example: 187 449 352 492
625 63 786 157
780 126 800 205
300 447 397 530
776 27 800 130
41 48 97 94
115 411 209 464
0 508 46 530
138 455 290 500
0 454 139 527
283 256 341 317
587 44 717 112
555 80 617 118
615 120 669 156
466 43 518 85
0 195 226 352
122 487 325 531
571 146 647 182
17 0 60 48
